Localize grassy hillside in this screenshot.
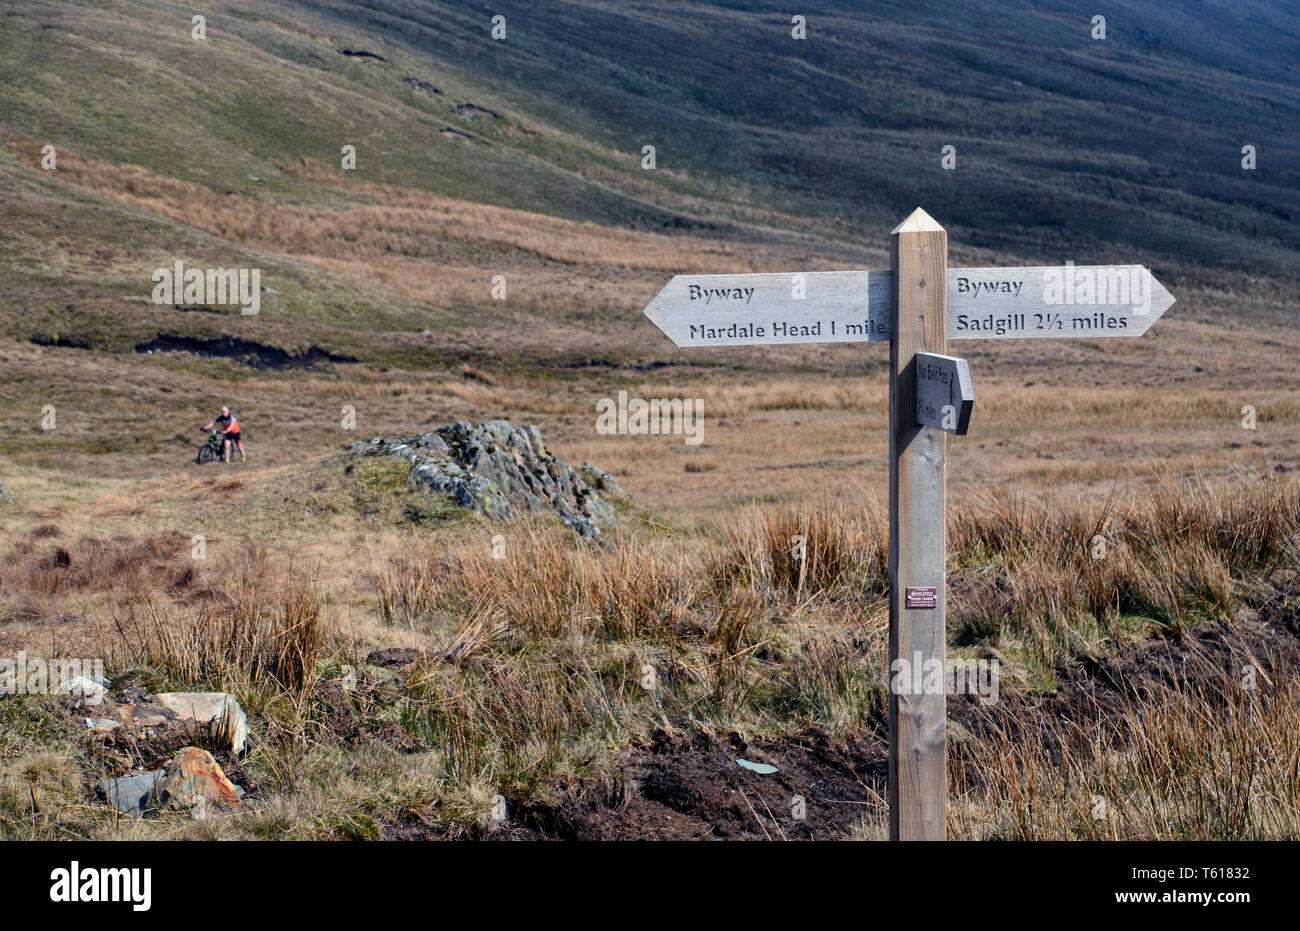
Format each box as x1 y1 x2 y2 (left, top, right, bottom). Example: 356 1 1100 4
0 0 1296 486
2 0 1300 842
0 0 1294 483
4 0 1298 272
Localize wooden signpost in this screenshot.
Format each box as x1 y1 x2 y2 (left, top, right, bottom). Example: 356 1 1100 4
641 208 1175 840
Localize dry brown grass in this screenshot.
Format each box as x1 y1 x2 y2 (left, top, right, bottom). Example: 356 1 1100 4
952 659 1300 839
0 529 195 601
362 521 884 795
0 131 809 314
712 470 1299 669
114 577 327 716
711 497 887 598
353 471 1300 818
948 473 1297 659
2 464 1298 838
401 525 698 641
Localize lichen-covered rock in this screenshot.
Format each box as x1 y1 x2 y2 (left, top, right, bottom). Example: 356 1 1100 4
578 462 632 505
349 420 618 539
146 747 242 819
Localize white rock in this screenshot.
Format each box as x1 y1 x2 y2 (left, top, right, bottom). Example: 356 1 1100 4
153 692 249 754
62 676 109 706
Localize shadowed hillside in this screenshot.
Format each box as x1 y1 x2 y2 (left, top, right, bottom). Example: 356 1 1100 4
3 0 1299 273
274 0 1300 272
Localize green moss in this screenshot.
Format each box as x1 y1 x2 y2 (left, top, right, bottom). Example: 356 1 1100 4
403 493 466 527
352 458 411 494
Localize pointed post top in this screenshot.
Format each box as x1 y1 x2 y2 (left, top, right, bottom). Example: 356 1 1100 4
891 207 945 235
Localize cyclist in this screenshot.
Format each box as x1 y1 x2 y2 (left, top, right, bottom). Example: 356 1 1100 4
200 406 245 463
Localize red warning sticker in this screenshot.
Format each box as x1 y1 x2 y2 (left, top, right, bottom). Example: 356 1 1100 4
905 586 938 609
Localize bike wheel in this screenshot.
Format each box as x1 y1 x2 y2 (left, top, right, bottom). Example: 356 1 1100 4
197 444 216 464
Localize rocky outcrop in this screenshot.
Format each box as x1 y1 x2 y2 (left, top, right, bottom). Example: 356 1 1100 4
349 420 623 539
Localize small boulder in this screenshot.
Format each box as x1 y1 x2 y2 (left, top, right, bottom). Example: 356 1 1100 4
153 692 249 754
147 747 242 819
61 675 110 707
98 770 165 816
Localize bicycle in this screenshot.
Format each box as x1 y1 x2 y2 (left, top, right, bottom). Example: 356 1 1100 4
196 429 224 464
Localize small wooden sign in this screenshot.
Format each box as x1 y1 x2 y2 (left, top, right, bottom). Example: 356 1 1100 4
915 352 974 436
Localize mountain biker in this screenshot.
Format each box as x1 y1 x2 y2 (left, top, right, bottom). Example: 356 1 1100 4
200 406 245 463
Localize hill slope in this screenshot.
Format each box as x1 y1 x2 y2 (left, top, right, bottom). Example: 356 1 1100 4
214 0 1300 271
0 0 1297 485
4 0 1299 271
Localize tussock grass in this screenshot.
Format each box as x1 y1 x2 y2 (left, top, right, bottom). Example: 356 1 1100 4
952 660 1300 840
0 530 194 601
408 526 697 641
0 697 92 840
363 472 1298 811
949 474 1296 664
375 552 441 629
714 472 1300 669
710 497 887 598
365 524 885 798
114 576 327 720
4 472 1297 839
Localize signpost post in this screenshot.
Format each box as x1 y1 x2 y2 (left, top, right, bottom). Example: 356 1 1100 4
640 208 1175 840
888 209 949 841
